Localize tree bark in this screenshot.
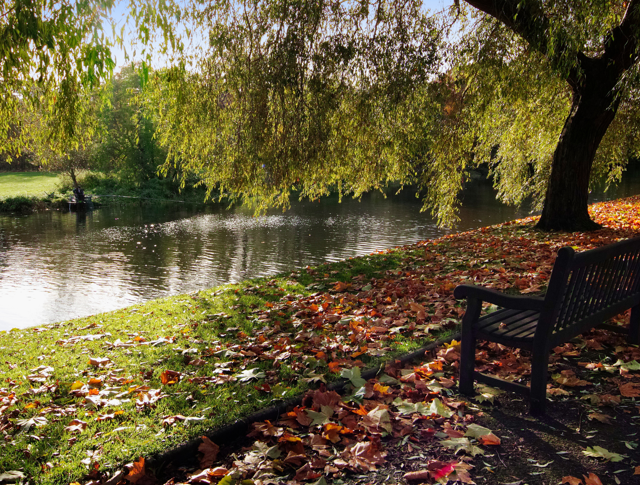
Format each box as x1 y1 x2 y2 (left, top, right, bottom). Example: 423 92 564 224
536 56 621 231
464 0 640 232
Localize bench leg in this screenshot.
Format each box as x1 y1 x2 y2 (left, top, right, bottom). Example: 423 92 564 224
459 298 481 396
629 305 640 345
529 348 550 416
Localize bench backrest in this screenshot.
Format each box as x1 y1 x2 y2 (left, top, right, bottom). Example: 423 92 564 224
541 236 640 343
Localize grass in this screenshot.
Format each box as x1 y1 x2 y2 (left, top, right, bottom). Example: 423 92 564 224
3 195 640 484
0 172 63 199
0 250 446 484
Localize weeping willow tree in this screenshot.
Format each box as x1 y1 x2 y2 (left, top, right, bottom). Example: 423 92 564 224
5 0 640 230
139 0 640 230
0 0 117 159
143 0 454 218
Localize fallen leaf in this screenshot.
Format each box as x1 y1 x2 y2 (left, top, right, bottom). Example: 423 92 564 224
561 477 583 485
588 412 613 424
341 367 366 388
160 370 181 385
619 382 640 397
583 473 603 485
199 436 220 468
125 457 146 483
64 419 88 434
89 357 112 367
583 446 626 462
235 368 266 382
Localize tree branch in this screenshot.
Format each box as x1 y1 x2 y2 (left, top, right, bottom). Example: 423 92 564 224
463 0 551 56
604 0 640 73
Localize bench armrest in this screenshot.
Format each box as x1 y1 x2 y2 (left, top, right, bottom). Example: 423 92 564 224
454 284 544 311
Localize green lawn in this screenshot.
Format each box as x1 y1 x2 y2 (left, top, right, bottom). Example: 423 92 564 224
0 172 63 198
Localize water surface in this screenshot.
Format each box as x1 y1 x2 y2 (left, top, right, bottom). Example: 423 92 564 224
1 172 639 329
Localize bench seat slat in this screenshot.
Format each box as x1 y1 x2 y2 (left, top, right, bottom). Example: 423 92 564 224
478 309 539 341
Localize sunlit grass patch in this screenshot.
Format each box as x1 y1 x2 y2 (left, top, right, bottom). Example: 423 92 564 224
0 251 445 484
0 172 63 198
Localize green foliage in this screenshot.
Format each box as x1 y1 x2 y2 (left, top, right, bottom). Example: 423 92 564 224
0 0 116 157
144 0 448 217
95 65 167 183
4 0 640 225
0 195 38 212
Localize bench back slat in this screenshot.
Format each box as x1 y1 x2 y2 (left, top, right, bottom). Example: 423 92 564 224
548 237 640 336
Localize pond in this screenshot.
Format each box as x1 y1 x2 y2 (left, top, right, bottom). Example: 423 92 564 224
1 172 639 330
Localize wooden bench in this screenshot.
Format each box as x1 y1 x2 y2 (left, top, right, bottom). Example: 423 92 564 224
454 236 640 415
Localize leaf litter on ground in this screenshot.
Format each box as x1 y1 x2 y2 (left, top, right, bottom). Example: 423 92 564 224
3 196 640 483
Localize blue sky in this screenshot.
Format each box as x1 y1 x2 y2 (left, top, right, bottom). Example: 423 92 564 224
107 0 454 70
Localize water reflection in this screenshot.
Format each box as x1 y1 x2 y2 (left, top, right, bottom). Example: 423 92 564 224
1 170 639 330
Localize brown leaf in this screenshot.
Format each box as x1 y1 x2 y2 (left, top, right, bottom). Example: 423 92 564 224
583 473 603 485
88 357 112 367
160 370 181 385
125 457 146 484
478 433 501 446
294 463 322 482
588 412 613 424
64 419 88 434
562 477 583 485
619 382 640 397
553 375 589 387
198 436 220 468
403 470 431 481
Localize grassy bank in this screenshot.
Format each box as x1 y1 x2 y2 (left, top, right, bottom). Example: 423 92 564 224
2 196 640 484
0 172 63 198
0 171 214 213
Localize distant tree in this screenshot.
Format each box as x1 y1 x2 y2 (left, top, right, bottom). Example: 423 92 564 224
96 65 165 184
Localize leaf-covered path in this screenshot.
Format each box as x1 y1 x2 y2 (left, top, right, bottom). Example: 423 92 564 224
3 196 640 484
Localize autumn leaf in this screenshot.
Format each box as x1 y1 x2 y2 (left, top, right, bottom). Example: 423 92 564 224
613 359 640 371
199 436 220 468
619 382 640 397
440 437 485 456
583 473 603 485
333 281 352 292
160 370 182 385
340 367 366 388
235 368 266 382
583 446 626 462
0 471 26 482
88 357 112 367
587 412 613 424
306 406 335 427
562 477 583 485
362 406 392 434
474 384 504 404
64 419 88 434
17 416 48 432
125 457 146 483
553 373 589 387
426 398 453 418
393 397 429 415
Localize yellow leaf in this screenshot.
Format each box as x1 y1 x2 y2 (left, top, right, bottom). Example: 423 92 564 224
71 381 84 391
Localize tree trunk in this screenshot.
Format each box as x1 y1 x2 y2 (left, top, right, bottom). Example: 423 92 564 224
536 57 621 231
70 167 79 189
